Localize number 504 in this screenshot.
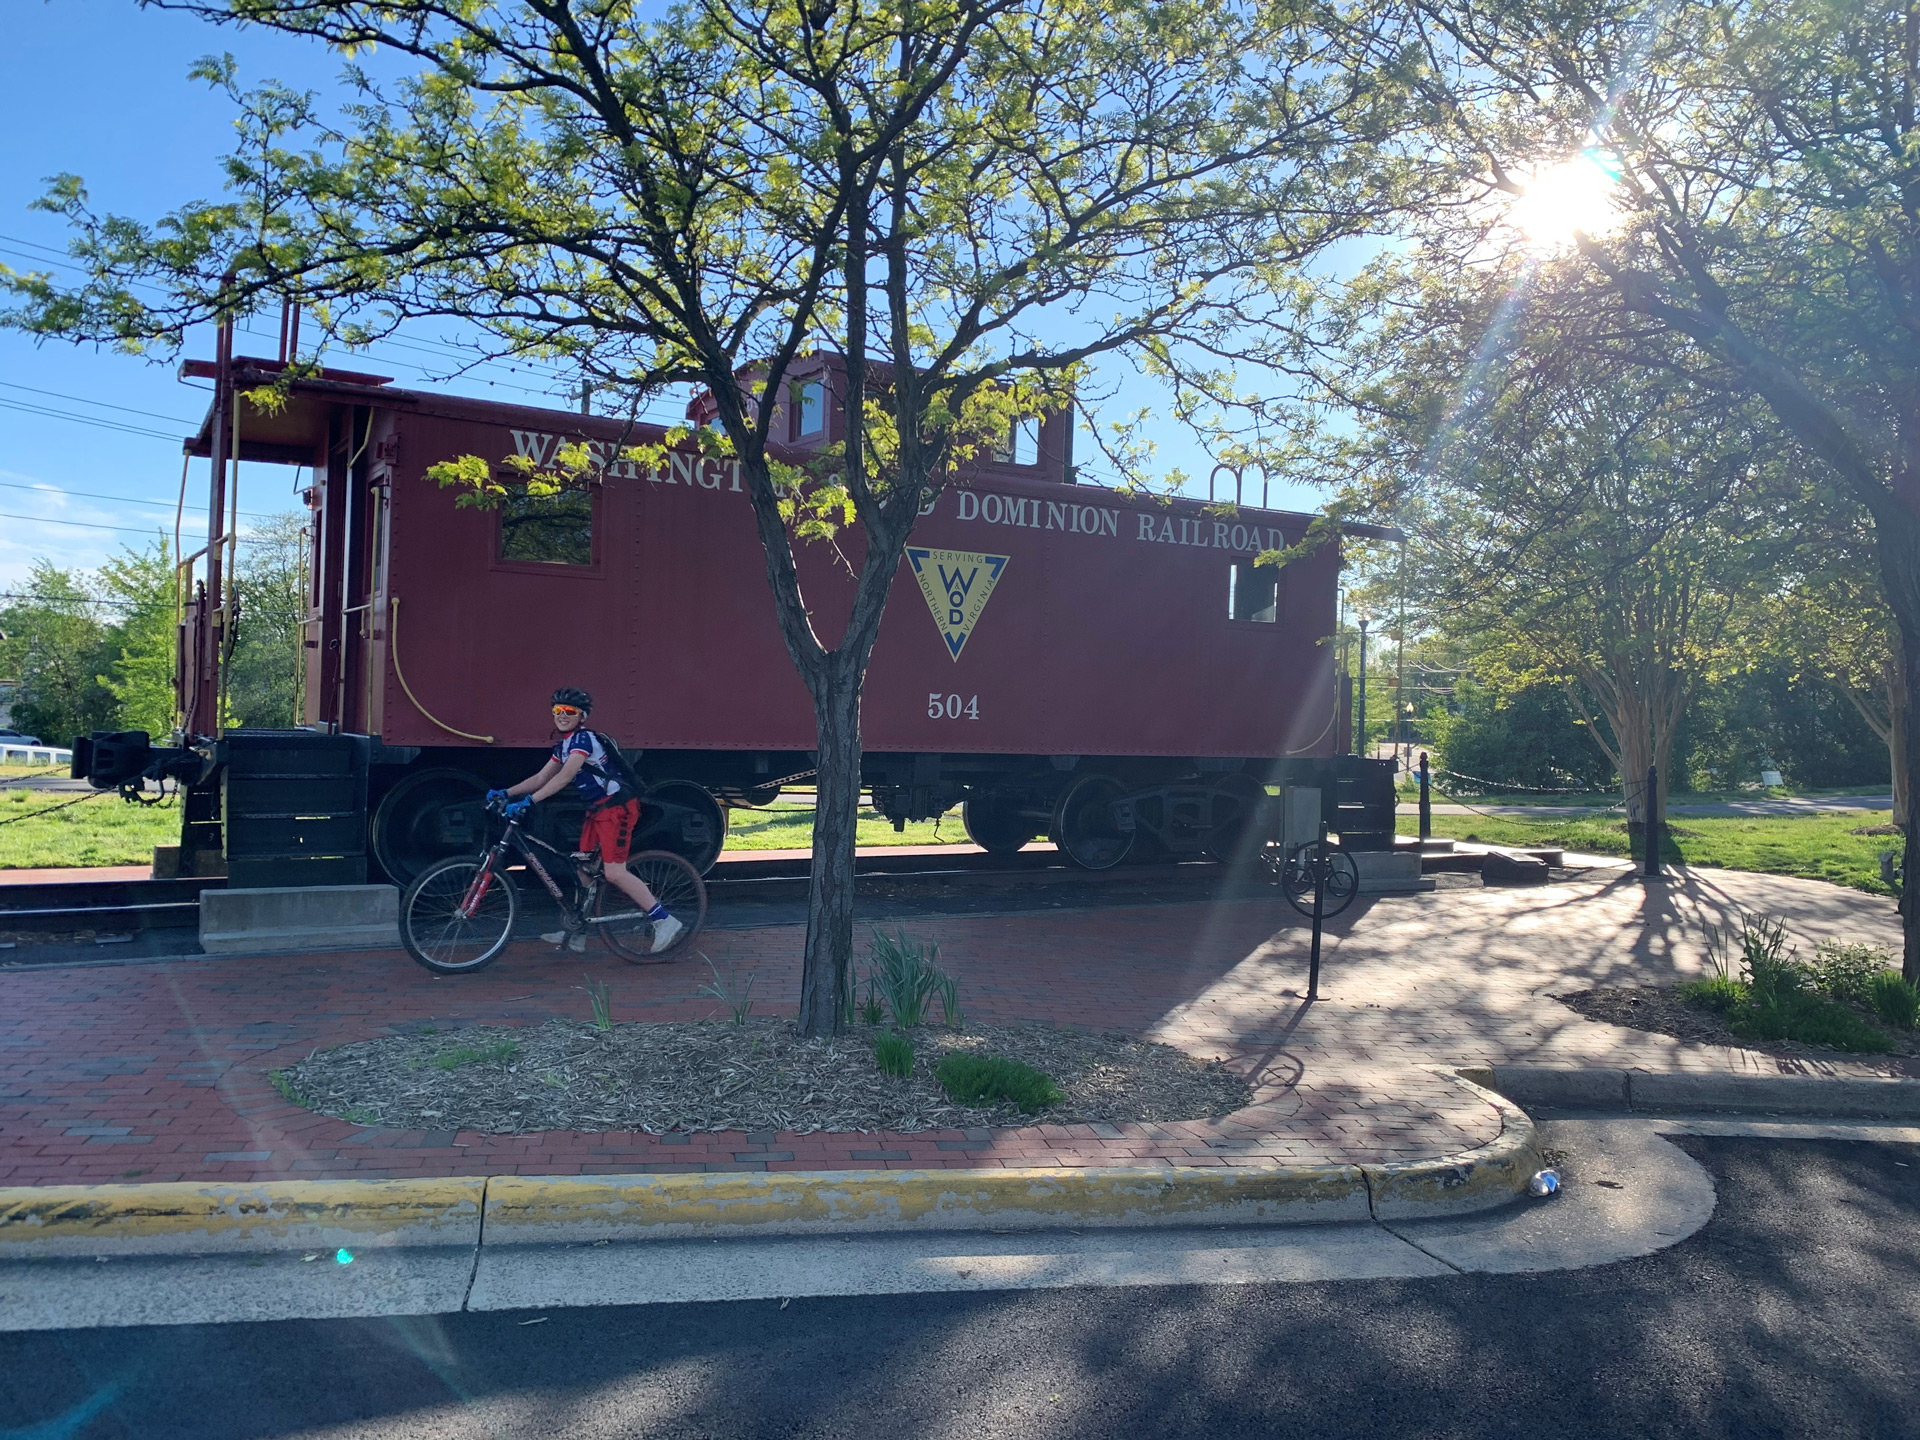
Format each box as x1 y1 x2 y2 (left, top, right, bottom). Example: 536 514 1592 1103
928 692 981 720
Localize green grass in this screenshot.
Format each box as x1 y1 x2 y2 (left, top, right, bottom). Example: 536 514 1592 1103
0 788 180 869
933 1053 1065 1114
428 1040 519 1070
1395 781 1894 808
0 790 972 872
1399 809 1902 896
725 804 971 851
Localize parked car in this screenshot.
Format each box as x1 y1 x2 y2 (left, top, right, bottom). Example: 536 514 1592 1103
0 729 42 746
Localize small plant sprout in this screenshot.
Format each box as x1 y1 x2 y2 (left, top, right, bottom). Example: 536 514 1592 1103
695 955 758 1026
578 977 616 1033
874 1031 915 1078
429 1040 519 1070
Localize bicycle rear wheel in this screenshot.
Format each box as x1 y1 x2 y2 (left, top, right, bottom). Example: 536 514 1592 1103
598 849 707 962
402 856 519 974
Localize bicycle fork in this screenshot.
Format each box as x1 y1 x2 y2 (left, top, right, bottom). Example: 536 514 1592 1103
458 843 510 919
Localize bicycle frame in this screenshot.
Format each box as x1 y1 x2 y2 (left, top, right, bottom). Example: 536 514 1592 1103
460 813 593 924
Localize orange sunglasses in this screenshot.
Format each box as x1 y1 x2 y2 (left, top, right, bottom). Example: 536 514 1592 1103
552 704 584 718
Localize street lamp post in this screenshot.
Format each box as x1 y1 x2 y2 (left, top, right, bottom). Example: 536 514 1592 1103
1356 617 1369 757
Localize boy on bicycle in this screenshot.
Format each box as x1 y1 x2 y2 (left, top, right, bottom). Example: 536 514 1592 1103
489 687 684 954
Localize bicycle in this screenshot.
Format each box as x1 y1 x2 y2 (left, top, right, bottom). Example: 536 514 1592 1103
1264 837 1360 919
399 796 708 975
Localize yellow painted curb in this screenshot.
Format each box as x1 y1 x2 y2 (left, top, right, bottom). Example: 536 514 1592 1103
0 1178 485 1258
0 1083 1544 1255
483 1163 1373 1241
1360 1072 1543 1220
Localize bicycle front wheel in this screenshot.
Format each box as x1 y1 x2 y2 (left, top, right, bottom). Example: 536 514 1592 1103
598 849 707 962
402 856 519 974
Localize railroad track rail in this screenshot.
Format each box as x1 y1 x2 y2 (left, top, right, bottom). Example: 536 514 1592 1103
0 850 1240 944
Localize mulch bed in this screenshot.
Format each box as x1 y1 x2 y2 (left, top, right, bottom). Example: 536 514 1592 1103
1555 986 1920 1064
276 1019 1252 1136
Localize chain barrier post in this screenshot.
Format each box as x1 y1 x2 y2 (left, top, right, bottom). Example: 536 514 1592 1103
1643 763 1662 879
1307 820 1328 1000
1418 751 1432 840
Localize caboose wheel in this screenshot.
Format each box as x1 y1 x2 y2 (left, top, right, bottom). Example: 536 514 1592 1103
962 793 1041 857
372 767 490 885
1052 773 1134 870
1203 772 1270 865
636 780 728 874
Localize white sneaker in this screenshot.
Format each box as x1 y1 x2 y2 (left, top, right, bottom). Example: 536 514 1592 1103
542 930 588 953
649 914 685 954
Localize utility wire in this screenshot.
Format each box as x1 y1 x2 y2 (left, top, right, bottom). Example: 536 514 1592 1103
0 396 182 442
0 379 197 427
3 231 688 422
0 509 214 537
0 479 282 522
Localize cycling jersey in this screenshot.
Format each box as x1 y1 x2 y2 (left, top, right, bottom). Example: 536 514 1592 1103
551 729 624 805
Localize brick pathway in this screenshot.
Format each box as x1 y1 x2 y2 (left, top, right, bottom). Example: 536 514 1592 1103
0 867 1901 1187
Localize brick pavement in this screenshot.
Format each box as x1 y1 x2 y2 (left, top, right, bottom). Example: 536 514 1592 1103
0 866 1901 1187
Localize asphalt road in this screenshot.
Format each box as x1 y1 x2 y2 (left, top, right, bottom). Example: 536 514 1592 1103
4 1135 1919 1439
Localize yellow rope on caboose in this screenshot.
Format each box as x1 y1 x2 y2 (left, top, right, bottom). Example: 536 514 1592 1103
389 595 495 743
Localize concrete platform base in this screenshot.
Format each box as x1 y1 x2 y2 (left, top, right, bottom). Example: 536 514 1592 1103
199 884 401 955
1351 849 1436 894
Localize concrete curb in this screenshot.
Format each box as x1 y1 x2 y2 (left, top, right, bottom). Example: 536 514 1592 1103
0 1178 484 1259
1472 1065 1920 1120
1363 1073 1543 1220
482 1164 1373 1242
0 1077 1543 1257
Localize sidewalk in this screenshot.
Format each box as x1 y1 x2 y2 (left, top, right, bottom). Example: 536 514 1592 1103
0 867 1901 1189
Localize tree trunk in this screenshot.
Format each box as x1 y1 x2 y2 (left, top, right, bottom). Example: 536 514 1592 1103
1872 504 1920 982
1900 620 1920 984
797 656 864 1036
1891 647 1910 831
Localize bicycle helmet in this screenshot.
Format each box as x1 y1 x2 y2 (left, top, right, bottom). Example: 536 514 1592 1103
551 686 594 713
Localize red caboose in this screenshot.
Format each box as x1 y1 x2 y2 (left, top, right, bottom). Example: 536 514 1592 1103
74 342 1395 886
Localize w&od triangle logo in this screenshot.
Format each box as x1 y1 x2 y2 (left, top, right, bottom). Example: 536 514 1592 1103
905 548 1009 661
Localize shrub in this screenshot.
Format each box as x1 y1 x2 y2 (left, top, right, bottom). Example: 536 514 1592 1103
1808 942 1896 1006
1678 976 1745 1012
874 1032 915 1078
934 1053 1064 1114
1870 972 1920 1030
1730 991 1892 1053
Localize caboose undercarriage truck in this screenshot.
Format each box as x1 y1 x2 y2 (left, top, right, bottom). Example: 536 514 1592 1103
72 333 1400 886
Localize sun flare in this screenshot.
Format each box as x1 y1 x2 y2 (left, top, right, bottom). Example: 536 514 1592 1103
1505 151 1624 252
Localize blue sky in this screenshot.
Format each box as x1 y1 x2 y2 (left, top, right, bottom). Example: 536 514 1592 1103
0 1 1318 594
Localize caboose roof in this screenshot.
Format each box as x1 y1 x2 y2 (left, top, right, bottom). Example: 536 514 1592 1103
175 354 1403 540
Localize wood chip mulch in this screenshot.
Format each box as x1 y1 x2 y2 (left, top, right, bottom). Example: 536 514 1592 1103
276 1019 1252 1136
1554 986 1920 1065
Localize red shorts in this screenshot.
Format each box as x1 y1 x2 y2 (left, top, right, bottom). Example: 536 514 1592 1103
580 798 641 866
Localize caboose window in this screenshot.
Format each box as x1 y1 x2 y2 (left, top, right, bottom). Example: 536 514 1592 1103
499 485 594 566
995 417 1040 466
1228 561 1278 623
795 381 825 437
